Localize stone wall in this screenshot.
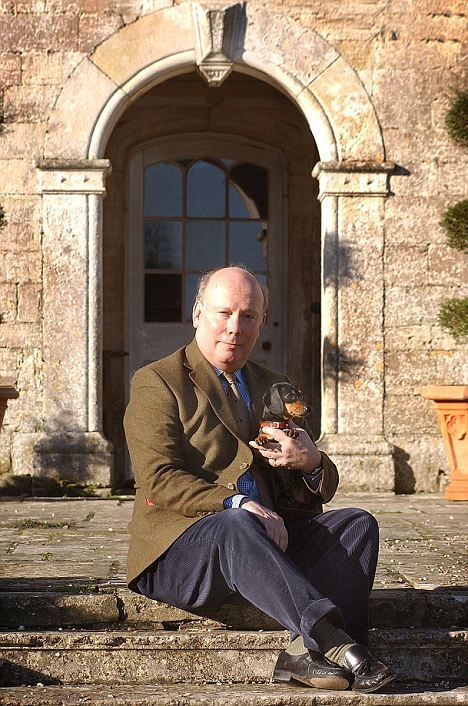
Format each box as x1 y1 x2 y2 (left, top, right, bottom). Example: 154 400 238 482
0 0 466 493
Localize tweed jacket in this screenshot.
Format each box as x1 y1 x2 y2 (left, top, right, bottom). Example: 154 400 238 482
124 338 339 590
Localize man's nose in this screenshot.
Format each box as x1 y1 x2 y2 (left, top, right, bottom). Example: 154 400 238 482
227 314 241 334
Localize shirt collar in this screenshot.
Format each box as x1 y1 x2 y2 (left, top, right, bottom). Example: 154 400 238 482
213 366 245 385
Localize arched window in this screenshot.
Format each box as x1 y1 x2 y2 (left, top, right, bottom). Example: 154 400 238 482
143 159 268 323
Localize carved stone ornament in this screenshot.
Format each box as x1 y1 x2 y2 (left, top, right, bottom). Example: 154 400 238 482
193 3 246 87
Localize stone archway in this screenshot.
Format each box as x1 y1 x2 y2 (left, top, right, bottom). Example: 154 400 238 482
36 3 395 491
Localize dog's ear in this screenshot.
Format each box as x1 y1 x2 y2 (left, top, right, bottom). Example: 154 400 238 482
262 389 271 408
268 384 285 416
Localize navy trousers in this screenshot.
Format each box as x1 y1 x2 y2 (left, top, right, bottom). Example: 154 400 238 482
136 507 379 652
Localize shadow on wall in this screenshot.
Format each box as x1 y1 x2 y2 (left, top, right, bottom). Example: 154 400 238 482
393 446 416 494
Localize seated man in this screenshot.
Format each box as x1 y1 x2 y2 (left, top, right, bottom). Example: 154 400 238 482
124 265 395 693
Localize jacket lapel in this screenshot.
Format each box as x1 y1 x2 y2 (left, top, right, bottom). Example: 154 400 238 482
184 339 241 439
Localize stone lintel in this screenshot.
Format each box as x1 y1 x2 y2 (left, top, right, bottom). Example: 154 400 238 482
36 159 112 194
313 160 396 200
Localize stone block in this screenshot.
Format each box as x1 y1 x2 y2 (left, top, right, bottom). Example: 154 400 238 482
0 158 37 194
21 52 82 87
0 347 19 378
385 244 429 287
388 433 447 493
0 283 17 323
0 123 46 160
384 196 451 245
385 349 466 396
0 323 41 348
385 324 433 352
91 5 194 87
11 431 40 476
17 283 41 323
0 53 21 85
44 58 120 159
0 250 42 284
3 86 59 124
0 592 121 628
78 12 124 53
0 14 78 52
0 429 12 475
385 392 437 437
428 244 468 286
385 285 448 327
33 432 112 488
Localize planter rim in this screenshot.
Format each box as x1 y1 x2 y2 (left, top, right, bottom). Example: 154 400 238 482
421 385 468 402
0 385 19 400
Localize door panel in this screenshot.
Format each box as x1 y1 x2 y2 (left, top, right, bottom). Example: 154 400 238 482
127 136 286 381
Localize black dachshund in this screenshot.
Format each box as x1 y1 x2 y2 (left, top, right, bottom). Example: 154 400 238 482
255 381 311 446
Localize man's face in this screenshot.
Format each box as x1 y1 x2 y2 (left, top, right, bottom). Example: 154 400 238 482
193 268 265 373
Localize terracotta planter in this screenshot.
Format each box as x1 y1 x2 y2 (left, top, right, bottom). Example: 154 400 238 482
421 385 468 501
0 385 19 429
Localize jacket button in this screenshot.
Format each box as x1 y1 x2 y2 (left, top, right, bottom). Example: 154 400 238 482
239 462 249 470
227 483 235 490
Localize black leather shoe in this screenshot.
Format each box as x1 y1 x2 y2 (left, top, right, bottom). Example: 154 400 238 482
273 650 350 690
343 643 396 693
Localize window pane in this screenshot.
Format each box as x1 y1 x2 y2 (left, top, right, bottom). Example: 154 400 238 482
229 222 267 271
184 274 200 322
187 161 225 217
186 220 225 271
144 221 182 270
144 162 182 217
229 164 268 219
145 273 181 322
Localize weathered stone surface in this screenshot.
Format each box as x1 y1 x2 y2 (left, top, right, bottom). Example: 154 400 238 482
0 14 78 52
0 683 464 706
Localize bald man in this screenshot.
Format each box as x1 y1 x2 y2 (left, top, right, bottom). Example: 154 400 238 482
124 266 395 693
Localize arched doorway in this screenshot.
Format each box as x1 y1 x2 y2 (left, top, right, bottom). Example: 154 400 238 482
102 71 321 486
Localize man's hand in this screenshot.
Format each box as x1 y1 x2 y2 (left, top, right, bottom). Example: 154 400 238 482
241 500 288 551
249 420 321 473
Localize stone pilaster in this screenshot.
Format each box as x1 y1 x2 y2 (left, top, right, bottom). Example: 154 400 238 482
34 160 113 488
314 160 396 491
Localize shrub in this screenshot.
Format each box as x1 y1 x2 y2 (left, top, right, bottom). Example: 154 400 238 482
445 90 468 147
441 200 468 252
438 298 468 342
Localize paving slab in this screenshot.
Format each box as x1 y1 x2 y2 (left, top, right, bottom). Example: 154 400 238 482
0 683 467 706
0 494 467 590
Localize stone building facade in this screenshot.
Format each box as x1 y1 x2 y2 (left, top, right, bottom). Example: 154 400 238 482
0 0 466 494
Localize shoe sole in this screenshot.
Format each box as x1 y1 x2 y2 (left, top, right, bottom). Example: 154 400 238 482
352 672 396 694
273 667 350 691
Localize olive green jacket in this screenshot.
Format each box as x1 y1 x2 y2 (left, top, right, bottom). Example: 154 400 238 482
124 338 339 590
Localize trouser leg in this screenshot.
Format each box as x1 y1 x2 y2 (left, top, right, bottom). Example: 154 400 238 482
136 509 343 651
285 507 379 649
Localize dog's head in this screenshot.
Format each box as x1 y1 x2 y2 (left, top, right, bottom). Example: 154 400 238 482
262 382 311 421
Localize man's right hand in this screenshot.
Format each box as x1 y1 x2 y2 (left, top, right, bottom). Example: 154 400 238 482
240 500 288 551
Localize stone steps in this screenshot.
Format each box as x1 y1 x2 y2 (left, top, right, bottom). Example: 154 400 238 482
0 683 467 706
0 627 467 687
1 587 467 630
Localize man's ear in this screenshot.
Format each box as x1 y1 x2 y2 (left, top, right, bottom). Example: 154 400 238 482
192 300 201 328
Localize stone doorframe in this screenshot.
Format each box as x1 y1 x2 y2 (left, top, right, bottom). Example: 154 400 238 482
35 2 396 490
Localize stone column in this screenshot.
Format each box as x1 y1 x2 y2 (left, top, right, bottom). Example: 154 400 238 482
35 160 113 488
313 161 396 492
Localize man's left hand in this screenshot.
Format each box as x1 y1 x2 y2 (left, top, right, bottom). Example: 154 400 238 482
249 421 322 472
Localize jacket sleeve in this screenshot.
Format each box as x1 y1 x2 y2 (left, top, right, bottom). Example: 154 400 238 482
304 451 339 504
124 367 236 517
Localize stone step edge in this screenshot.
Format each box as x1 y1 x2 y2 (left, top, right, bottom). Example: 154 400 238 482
1 628 467 649
0 683 467 706
0 589 467 630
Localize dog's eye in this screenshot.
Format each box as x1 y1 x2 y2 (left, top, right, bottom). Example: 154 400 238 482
285 393 295 401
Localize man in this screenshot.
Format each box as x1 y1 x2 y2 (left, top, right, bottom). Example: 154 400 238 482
124 266 395 693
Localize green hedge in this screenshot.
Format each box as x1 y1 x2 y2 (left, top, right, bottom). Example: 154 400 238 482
446 90 468 147
438 298 468 342
440 199 468 252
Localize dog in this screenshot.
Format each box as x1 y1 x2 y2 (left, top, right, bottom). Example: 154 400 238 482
255 381 311 446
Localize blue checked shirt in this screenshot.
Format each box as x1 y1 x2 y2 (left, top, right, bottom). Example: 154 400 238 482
213 368 323 509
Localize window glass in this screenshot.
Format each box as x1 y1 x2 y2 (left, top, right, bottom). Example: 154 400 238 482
187 161 225 217
186 221 225 271
144 221 182 270
145 273 182 321
144 162 182 217
229 222 267 272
